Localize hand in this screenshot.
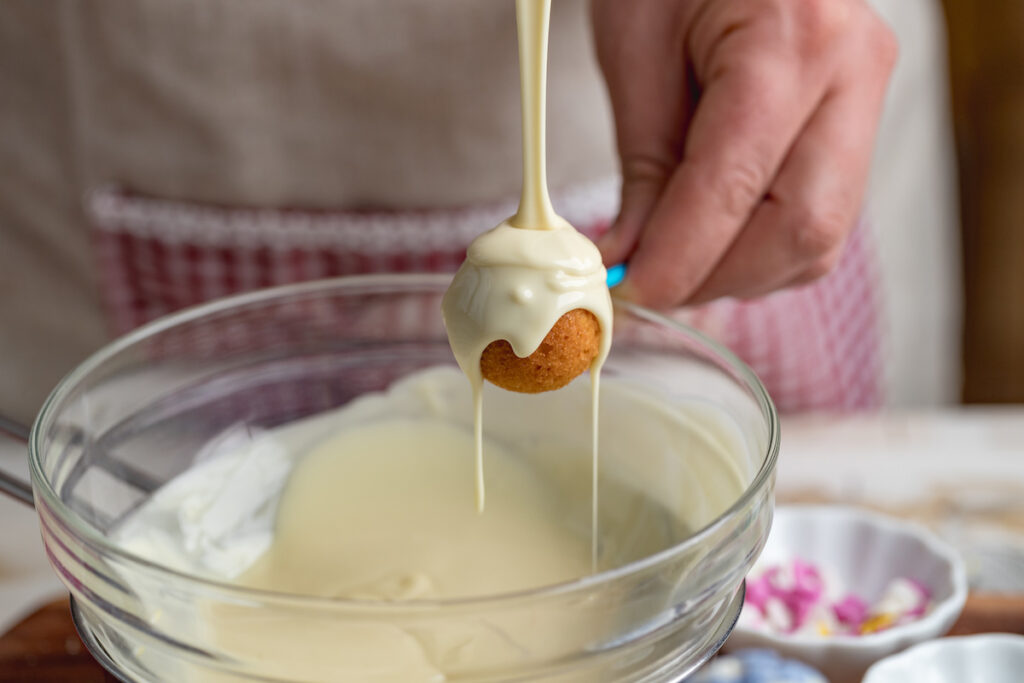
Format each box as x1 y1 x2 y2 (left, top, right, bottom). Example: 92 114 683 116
592 0 898 308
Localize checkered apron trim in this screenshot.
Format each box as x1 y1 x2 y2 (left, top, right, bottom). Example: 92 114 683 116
87 181 881 412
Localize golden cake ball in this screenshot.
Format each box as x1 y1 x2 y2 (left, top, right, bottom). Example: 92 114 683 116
480 308 602 393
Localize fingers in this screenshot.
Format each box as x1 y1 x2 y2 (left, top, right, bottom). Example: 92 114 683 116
685 83 882 303
621 49 823 308
609 1 898 309
591 0 693 267
597 154 677 267
685 14 898 303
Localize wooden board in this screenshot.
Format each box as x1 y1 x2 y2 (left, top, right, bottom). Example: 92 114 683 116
0 599 115 682
1 595 1023 681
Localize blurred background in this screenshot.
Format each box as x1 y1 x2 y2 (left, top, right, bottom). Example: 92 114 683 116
2 0 1015 419
1 0 1020 421
941 0 1024 404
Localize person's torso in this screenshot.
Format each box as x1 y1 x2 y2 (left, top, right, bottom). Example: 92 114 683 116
63 0 617 208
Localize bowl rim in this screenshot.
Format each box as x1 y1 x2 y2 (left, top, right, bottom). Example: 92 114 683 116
29 273 780 611
732 503 969 647
863 633 1024 680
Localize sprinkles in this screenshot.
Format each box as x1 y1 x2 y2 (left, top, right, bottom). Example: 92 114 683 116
740 559 932 636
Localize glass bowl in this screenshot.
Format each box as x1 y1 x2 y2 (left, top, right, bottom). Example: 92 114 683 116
29 274 778 682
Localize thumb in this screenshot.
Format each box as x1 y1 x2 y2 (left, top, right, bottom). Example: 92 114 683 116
596 157 673 266
590 0 694 267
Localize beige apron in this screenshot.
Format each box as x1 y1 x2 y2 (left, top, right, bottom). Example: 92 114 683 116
0 0 616 423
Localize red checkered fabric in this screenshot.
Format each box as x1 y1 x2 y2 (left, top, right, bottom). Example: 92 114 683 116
680 221 881 411
88 183 881 413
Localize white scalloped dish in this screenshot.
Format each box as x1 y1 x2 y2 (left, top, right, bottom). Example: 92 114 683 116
863 634 1024 682
726 505 968 683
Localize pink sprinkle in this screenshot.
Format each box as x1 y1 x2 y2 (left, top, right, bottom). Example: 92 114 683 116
791 559 824 602
775 559 823 629
744 559 933 637
778 591 812 630
905 578 931 618
833 595 869 627
793 559 823 591
746 574 774 612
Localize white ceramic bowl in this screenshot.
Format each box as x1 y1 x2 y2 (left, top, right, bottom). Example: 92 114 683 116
726 505 968 683
863 634 1024 682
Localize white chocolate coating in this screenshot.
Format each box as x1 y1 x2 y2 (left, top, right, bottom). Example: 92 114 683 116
441 0 613 517
442 221 612 390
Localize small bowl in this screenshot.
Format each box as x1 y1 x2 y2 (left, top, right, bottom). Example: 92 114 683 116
726 505 968 683
863 634 1024 682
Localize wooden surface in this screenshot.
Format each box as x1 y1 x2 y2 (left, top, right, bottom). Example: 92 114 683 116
940 0 1024 403
0 600 115 682
1 595 1023 681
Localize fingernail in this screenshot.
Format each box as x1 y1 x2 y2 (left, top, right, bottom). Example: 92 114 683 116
606 263 627 288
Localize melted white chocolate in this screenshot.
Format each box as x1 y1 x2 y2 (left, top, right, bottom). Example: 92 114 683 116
239 417 593 601
113 367 755 681
441 222 612 521
443 222 613 391
509 0 564 231
441 0 613 532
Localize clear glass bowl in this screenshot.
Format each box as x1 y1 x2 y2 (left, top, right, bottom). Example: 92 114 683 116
29 274 778 682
